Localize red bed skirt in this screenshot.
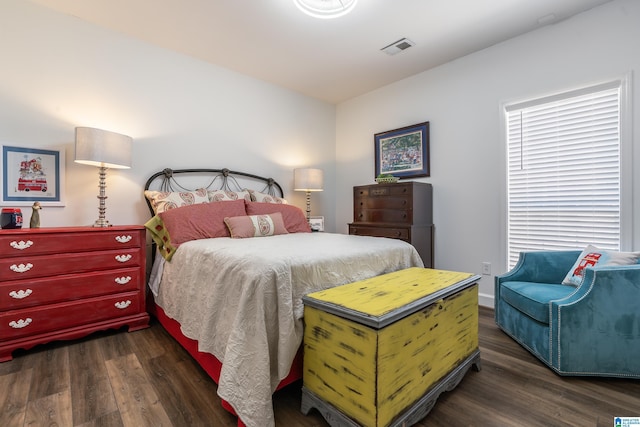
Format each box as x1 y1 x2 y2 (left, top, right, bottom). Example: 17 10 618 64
149 301 303 427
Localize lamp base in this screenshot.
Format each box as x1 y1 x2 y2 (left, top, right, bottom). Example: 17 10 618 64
92 166 112 228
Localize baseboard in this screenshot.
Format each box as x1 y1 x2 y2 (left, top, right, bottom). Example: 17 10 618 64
479 292 494 308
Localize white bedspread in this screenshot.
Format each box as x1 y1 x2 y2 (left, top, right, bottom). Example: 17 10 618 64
154 232 423 427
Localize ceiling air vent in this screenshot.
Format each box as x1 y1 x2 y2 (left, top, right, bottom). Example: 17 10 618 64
381 38 415 56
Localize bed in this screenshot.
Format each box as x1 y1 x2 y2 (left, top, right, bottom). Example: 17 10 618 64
143 168 424 427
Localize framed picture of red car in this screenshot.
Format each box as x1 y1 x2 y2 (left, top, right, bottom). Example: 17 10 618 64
374 121 430 179
1 145 65 206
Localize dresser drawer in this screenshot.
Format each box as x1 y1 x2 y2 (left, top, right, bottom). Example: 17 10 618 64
0 267 141 310
0 228 143 257
0 248 142 281
0 291 142 340
354 183 412 198
354 195 411 210
354 208 412 224
349 224 410 241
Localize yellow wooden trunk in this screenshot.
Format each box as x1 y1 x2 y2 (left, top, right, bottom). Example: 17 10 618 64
302 267 480 427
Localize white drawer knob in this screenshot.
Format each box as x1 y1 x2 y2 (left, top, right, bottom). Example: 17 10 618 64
10 240 33 250
115 276 132 285
10 263 33 273
9 318 32 329
9 289 33 299
115 235 132 243
114 300 131 309
115 254 132 263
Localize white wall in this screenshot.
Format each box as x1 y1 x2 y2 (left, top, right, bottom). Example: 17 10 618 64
4 0 638 307
335 0 640 306
0 0 336 230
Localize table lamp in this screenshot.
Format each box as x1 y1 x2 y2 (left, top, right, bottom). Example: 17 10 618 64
74 127 132 227
294 168 323 222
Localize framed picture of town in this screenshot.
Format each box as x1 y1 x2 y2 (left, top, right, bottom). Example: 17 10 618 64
374 122 429 179
1 145 65 206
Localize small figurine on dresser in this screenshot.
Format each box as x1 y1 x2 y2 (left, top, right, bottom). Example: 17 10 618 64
30 201 42 228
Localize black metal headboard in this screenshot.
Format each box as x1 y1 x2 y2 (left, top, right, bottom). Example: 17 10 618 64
144 168 284 216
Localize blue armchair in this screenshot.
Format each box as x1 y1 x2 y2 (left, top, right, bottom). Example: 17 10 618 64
495 250 640 378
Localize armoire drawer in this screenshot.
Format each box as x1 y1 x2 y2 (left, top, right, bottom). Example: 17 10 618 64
349 224 410 241
354 183 412 198
354 196 411 210
354 209 412 224
0 267 141 310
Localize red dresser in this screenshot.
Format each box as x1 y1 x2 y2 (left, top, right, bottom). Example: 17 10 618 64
0 226 149 362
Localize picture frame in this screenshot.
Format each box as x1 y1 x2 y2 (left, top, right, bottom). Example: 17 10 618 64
309 216 325 232
1 145 65 206
374 121 430 179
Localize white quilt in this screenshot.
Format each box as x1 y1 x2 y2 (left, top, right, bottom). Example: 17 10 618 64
154 232 423 427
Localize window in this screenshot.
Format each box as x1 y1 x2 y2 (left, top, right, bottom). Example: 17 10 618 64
505 79 629 268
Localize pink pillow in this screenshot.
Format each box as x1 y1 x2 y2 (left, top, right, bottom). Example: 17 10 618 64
245 201 311 233
158 199 246 244
224 212 289 238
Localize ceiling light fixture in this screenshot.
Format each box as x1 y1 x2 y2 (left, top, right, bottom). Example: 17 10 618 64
293 0 358 19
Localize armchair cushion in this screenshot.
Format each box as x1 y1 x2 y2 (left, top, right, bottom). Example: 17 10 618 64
500 281 574 323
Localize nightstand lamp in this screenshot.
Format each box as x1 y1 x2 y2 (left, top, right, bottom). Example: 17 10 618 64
294 168 323 222
74 127 132 227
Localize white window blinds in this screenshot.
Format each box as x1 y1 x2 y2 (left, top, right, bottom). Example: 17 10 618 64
505 82 621 268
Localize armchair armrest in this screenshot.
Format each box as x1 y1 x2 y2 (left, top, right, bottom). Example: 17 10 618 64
549 264 640 376
496 250 581 285
552 263 640 311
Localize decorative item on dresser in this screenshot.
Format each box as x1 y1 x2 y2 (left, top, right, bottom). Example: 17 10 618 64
74 127 133 227
0 225 149 362
293 167 324 222
349 181 434 268
1 145 65 206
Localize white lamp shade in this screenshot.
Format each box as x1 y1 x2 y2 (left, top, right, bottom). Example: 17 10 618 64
74 127 132 169
294 168 324 191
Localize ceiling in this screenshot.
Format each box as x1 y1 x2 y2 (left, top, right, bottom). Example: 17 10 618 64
30 0 614 104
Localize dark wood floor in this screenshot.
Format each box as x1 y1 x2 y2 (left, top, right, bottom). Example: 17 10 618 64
1 306 639 426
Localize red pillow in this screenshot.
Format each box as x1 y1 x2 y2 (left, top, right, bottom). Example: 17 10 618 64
159 199 247 244
245 201 311 233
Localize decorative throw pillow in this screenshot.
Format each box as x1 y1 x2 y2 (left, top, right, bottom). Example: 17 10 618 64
247 189 288 204
144 189 209 214
144 215 177 261
207 189 251 202
562 245 640 286
224 212 289 238
245 201 311 233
